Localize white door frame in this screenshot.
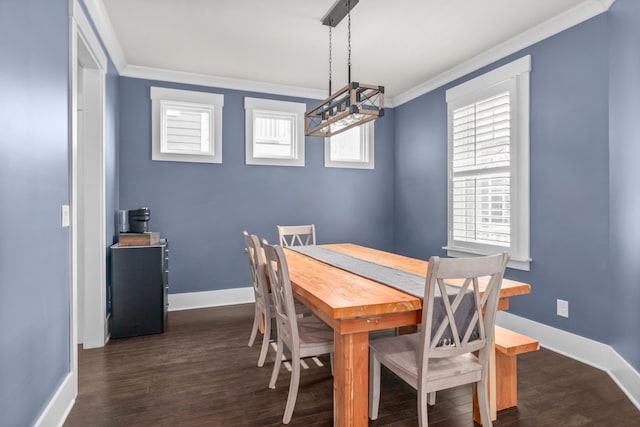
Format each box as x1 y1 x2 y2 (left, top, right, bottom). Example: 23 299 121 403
70 0 108 362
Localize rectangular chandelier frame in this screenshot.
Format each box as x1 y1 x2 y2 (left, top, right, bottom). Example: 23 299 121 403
305 82 384 137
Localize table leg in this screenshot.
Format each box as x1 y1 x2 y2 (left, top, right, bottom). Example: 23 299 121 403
333 331 369 427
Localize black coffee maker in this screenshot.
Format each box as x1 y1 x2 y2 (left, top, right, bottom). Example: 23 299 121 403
128 207 151 233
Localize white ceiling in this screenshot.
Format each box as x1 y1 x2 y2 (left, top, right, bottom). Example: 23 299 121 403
101 0 599 102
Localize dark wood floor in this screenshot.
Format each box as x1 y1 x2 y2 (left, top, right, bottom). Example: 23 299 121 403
65 304 640 427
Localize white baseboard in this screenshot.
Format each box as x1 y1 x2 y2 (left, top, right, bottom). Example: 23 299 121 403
497 312 640 411
168 287 254 311
34 372 76 427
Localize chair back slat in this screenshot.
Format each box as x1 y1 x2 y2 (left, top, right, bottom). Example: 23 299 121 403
277 224 316 247
243 231 270 315
262 240 299 348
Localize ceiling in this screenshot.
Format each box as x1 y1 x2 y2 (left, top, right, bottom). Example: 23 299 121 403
101 0 597 102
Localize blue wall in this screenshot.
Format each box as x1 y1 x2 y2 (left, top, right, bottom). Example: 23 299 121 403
0 0 71 425
3 2 639 424
393 15 612 344
118 78 395 293
609 0 640 370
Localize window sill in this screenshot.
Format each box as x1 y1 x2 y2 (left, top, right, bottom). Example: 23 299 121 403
442 246 531 271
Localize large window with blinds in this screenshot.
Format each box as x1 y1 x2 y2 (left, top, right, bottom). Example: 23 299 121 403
150 87 224 163
445 56 531 271
244 97 305 167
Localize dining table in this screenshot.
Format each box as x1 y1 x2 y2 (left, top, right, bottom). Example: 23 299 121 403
283 243 531 427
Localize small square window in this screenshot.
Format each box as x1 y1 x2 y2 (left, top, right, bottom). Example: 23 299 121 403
151 87 223 163
245 97 305 167
324 122 374 169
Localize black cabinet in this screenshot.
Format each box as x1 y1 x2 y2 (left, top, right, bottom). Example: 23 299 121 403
110 241 168 338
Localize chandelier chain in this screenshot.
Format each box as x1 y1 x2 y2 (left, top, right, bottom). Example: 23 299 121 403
347 0 351 83
329 26 332 95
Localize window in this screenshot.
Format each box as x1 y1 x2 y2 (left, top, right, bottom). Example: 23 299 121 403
151 87 223 163
444 55 531 271
244 97 305 167
324 122 374 169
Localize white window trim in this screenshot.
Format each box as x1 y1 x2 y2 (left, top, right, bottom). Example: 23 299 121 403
151 86 224 163
324 122 375 169
444 55 531 271
244 97 305 167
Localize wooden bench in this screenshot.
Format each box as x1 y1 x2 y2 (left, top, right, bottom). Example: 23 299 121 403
494 325 540 411
473 326 540 423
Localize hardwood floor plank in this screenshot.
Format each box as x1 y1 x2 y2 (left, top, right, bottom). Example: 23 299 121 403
65 304 640 426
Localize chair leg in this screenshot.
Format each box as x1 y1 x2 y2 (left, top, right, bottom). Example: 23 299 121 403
477 376 493 427
257 315 271 367
248 307 260 347
427 391 436 406
369 351 381 420
269 337 284 389
282 351 301 424
330 352 334 376
418 391 429 427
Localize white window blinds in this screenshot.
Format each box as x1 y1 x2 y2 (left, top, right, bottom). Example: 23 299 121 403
244 97 305 167
330 125 366 161
161 101 212 155
452 92 511 247
253 111 296 159
324 122 374 169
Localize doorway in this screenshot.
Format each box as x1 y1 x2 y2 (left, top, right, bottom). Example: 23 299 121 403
71 0 108 360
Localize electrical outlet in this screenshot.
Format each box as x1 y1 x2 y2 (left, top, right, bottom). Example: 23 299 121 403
557 299 569 318
61 205 70 227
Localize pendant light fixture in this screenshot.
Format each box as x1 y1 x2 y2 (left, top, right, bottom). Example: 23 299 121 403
304 0 384 137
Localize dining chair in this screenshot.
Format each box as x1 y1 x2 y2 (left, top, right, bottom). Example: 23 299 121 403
368 252 510 427
243 231 274 367
277 224 316 247
262 239 334 425
243 231 312 367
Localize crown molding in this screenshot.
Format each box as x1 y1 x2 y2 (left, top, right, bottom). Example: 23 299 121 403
121 64 330 100
82 0 127 72
85 0 610 107
392 0 615 107
120 64 401 105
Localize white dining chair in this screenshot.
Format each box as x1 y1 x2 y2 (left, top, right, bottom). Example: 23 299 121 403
243 231 312 367
368 252 510 427
262 239 334 424
277 224 316 247
243 231 274 367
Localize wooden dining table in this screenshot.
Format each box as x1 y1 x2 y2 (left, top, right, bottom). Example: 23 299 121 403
284 243 531 427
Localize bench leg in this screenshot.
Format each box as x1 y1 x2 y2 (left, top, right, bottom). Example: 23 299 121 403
495 352 518 411
475 351 518 423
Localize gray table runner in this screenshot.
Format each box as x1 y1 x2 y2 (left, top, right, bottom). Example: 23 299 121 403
288 245 477 345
